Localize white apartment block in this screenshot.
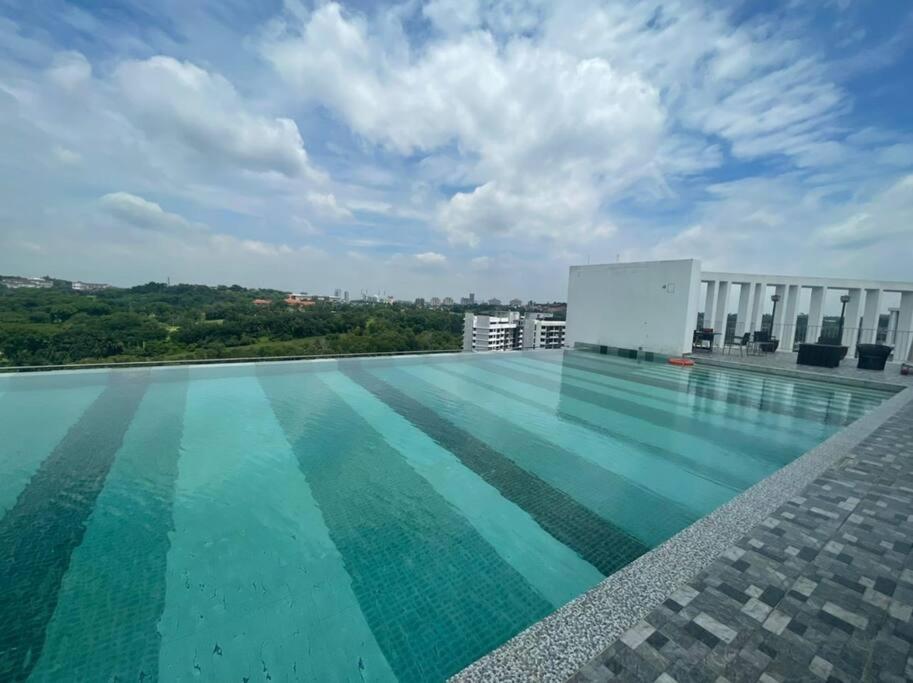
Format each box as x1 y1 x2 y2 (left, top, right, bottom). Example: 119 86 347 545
463 312 566 352
522 316 568 350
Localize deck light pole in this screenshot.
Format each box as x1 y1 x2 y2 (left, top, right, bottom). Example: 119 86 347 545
838 293 851 343
769 293 781 337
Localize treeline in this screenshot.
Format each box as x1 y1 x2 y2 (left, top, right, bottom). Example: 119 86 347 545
0 282 463 366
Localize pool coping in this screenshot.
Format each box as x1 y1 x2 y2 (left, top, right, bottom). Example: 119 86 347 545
451 361 913 682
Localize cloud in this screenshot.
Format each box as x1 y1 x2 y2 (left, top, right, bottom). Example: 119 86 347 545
814 175 913 248
113 56 315 178
414 251 447 265
98 192 205 233
262 3 664 246
45 51 91 90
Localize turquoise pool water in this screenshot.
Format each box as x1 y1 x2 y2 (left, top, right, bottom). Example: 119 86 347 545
0 350 893 681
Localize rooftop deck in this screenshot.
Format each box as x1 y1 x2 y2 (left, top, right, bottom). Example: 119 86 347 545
457 352 913 682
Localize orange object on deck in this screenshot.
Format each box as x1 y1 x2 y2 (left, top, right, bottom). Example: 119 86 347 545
668 357 695 367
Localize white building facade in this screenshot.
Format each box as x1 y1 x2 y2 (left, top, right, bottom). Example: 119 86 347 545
567 260 913 361
522 316 568 350
463 312 567 352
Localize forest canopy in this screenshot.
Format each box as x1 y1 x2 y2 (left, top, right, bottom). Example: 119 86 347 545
0 282 465 366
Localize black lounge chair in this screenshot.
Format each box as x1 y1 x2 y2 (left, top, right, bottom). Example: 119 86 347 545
797 343 847 368
856 343 892 371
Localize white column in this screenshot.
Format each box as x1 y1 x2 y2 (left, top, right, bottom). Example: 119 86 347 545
779 284 800 351
750 281 767 333
736 283 753 336
713 281 730 345
772 284 787 339
807 287 825 343
887 308 899 345
841 288 863 347
703 281 716 330
860 289 882 345
897 292 913 362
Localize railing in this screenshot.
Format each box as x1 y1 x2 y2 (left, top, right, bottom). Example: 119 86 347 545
0 348 465 374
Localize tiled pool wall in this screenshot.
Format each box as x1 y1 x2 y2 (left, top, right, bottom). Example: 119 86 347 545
452 361 913 682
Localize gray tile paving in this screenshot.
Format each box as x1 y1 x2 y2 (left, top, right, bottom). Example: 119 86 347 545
572 397 913 683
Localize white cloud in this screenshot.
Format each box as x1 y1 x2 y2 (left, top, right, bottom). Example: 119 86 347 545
414 251 447 264
814 175 913 248
98 192 205 233
113 56 315 178
262 3 664 246
45 51 91 90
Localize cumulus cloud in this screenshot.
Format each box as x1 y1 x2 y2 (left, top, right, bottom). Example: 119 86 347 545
113 56 315 178
262 3 664 245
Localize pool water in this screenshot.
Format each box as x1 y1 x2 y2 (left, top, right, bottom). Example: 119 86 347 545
0 350 893 681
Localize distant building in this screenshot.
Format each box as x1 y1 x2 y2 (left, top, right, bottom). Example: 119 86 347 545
463 312 522 352
509 298 523 308
334 288 342 298
285 293 316 307
522 314 567 350
414 298 425 307
460 297 470 305
488 298 502 306
72 280 111 292
430 297 441 307
442 297 454 305
343 290 349 302
469 292 475 304
1 275 53 289
463 311 567 352
252 298 272 306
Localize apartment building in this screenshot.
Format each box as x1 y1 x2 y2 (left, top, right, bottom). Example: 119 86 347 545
463 312 566 352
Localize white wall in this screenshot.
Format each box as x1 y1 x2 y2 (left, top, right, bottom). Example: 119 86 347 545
566 260 701 356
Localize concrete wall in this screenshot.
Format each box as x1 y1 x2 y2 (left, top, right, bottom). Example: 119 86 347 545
566 260 701 356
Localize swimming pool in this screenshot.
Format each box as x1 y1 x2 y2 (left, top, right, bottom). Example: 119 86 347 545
0 350 894 681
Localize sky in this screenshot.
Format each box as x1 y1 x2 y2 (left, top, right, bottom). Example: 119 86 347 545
0 0 911 302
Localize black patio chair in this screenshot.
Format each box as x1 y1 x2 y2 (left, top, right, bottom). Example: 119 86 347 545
725 332 751 356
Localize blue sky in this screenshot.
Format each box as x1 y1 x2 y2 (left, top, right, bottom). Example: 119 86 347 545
0 0 911 301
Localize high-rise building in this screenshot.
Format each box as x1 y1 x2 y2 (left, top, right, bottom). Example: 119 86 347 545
462 312 567 352
430 297 441 307
343 290 349 302
468 292 475 304
522 314 567 350
414 297 425 307
334 288 342 298
509 298 523 308
442 297 454 305
488 298 501 306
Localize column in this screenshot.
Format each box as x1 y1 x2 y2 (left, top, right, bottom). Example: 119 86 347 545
772 284 787 339
897 292 913 362
736 283 754 336
807 287 825 343
779 284 800 351
860 289 882 345
750 281 767 333
703 281 716 330
841 288 863 347
887 308 899 345
713 281 730 345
